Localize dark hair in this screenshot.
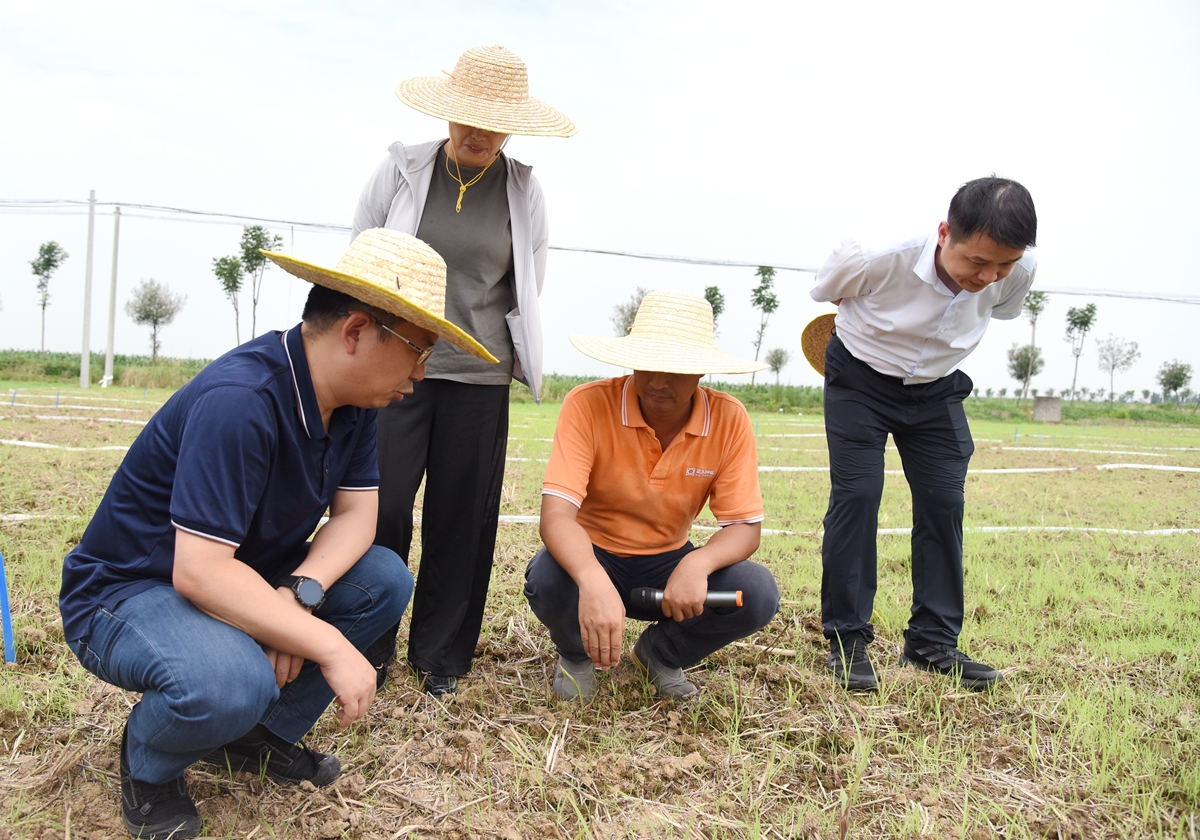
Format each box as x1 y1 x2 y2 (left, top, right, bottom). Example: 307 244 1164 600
301 283 402 340
947 176 1037 250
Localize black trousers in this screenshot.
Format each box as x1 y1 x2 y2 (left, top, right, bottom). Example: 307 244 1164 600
524 543 780 669
373 378 509 676
821 334 974 648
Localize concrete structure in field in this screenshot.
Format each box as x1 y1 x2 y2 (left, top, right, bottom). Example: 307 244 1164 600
1033 396 1062 422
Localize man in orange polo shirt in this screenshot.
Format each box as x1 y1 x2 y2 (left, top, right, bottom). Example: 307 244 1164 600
524 290 781 701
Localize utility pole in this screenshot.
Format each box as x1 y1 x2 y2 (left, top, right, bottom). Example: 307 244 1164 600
102 206 121 386
80 190 96 388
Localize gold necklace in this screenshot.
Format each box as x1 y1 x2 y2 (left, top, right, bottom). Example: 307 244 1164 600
445 148 501 213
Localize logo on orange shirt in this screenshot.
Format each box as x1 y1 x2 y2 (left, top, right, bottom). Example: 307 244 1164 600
686 467 715 477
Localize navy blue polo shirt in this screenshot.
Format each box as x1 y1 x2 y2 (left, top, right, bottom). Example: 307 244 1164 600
59 325 379 642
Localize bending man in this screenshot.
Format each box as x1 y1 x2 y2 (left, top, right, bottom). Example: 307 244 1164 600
812 176 1037 691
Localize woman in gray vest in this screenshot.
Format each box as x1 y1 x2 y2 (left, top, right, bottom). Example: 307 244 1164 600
351 45 575 695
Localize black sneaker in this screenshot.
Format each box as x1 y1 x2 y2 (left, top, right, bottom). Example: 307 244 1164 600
120 725 201 840
827 634 878 691
898 638 1003 690
412 666 458 697
203 724 341 787
374 662 390 691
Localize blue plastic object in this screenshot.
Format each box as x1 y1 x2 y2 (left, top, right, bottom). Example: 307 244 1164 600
0 552 14 663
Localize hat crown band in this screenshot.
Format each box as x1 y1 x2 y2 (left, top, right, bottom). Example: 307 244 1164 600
334 230 446 319
448 45 530 106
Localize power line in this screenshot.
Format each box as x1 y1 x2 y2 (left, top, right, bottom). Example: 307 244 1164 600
4 198 1200 304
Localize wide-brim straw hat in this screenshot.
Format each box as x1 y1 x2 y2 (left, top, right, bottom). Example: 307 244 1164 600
262 229 498 363
802 313 836 376
395 45 576 137
570 290 768 376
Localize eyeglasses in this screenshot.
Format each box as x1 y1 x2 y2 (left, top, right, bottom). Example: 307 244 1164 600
339 312 434 365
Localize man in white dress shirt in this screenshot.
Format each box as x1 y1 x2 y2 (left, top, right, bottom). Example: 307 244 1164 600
811 176 1037 691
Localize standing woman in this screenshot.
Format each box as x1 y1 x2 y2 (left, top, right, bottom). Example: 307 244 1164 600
352 45 575 695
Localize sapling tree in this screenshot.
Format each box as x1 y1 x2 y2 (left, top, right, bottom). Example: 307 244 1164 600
1007 344 1044 401
749 266 779 385
1064 303 1097 401
1019 290 1048 401
30 241 68 353
704 285 725 336
765 347 791 385
611 287 647 336
1095 335 1141 405
213 255 244 344
1157 360 1192 402
240 225 284 339
125 279 186 363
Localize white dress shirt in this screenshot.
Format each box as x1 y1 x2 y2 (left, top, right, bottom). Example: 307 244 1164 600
810 231 1037 384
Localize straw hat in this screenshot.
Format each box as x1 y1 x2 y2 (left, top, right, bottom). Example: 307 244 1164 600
801 313 836 376
262 229 497 363
395 45 576 137
570 290 768 375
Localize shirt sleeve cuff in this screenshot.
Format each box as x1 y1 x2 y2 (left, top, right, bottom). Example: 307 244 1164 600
541 488 582 508
171 519 241 548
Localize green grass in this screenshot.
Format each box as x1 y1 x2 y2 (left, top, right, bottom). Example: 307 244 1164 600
0 381 1197 837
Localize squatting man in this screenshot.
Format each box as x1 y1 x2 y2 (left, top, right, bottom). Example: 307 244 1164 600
524 290 781 701
58 229 497 840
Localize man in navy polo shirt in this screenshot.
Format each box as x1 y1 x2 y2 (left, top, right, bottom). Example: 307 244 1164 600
60 229 497 840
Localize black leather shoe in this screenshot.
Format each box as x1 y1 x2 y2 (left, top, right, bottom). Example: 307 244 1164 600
898 637 1003 690
203 724 341 787
410 662 458 697
374 662 390 691
120 724 201 840
827 634 878 691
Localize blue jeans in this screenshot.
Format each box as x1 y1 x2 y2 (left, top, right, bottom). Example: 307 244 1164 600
69 544 412 784
524 542 780 669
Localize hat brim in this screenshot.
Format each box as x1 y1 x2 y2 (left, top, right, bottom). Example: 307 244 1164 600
395 77 577 137
802 313 836 377
262 250 498 363
570 335 768 376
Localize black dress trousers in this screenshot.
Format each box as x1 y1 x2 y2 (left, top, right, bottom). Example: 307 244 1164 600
820 334 974 648
373 378 510 676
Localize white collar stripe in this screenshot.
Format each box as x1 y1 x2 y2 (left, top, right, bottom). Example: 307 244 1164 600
281 328 311 440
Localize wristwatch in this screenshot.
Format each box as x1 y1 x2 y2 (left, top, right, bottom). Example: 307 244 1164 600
281 575 326 610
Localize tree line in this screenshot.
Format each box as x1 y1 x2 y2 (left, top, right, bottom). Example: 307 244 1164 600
27 240 186 363
1005 292 1194 407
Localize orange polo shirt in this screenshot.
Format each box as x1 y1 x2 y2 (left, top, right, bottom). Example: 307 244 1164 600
542 376 764 556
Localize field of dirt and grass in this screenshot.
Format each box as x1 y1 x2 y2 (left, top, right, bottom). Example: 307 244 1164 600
1 381 1198 839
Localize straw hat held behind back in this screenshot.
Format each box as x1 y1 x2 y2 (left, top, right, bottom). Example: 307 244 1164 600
395 45 576 137
571 290 768 376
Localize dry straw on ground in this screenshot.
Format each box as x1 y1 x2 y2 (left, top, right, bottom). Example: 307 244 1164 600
1 390 1198 838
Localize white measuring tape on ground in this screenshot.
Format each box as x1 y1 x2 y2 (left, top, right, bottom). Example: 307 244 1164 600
6 510 1194 538
492 517 1199 537
1003 446 1172 458
758 466 1079 474
0 439 129 452
1097 463 1200 473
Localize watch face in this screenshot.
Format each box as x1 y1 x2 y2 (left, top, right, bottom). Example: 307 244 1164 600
296 578 324 608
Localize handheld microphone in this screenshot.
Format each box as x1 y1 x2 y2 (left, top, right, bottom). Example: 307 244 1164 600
630 587 743 611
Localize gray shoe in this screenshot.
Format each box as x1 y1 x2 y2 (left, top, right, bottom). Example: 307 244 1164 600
632 631 698 700
552 655 598 701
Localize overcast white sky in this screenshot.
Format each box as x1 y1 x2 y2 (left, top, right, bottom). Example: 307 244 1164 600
2 1 1198 397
